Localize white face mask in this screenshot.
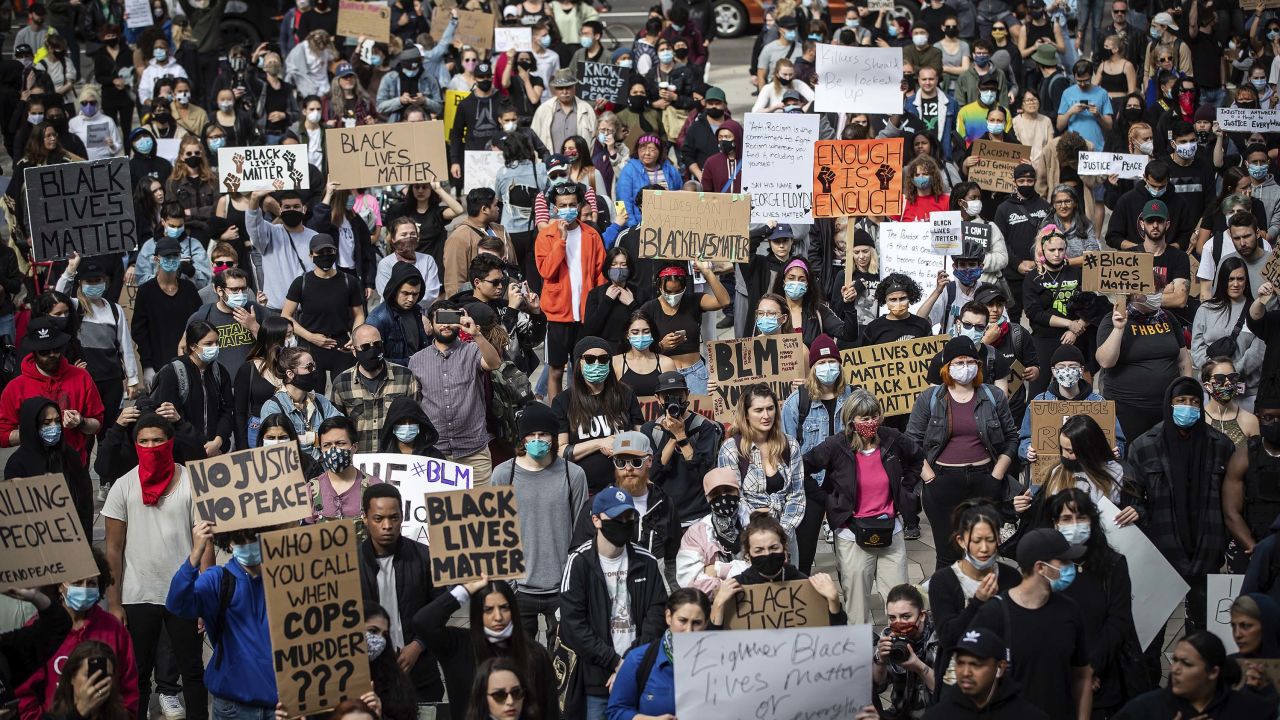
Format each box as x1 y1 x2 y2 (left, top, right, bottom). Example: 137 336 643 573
306 110 322 124
503 121 517 133
950 362 978 384
964 199 982 217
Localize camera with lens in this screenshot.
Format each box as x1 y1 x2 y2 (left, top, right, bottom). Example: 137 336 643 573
887 637 912 665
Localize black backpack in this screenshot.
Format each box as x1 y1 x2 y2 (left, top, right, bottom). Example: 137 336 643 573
210 567 237 670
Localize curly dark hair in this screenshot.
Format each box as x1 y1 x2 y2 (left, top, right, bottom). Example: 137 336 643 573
875 272 923 304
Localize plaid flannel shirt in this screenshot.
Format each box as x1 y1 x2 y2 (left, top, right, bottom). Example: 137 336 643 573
328 362 421 453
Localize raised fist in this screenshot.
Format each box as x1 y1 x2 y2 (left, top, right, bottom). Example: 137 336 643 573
876 163 895 190
817 165 836 193
281 150 296 165
232 153 244 173
223 173 240 192
289 168 304 189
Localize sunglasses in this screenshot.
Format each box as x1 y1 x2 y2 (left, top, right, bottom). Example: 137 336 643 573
488 687 526 704
35 348 62 357
1210 373 1241 385
581 354 610 365
356 341 383 352
612 457 648 469
959 321 988 332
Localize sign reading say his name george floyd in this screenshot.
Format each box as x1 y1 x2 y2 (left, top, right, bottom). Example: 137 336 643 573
967 140 1031 194
425 487 525 584
261 520 372 719
742 112 819 224
187 443 311 532
725 580 831 630
840 336 948 417
325 122 449 189
637 191 752 263
812 139 904 218
0 474 98 591
217 146 310 193
337 0 391 42
708 335 807 421
27 157 136 262
1082 250 1155 294
576 62 628 103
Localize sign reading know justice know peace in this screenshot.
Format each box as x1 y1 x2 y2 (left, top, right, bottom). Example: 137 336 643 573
26 156 136 262
841 335 948 417
637 190 752 263
0 474 98 591
425 487 525 585
325 122 449 189
576 62 628 104
187 443 311 532
261 520 372 719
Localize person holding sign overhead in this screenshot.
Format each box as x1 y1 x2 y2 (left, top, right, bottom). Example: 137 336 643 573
639 263 729 395
605 588 710 720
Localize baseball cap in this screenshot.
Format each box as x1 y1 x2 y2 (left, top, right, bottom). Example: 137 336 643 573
781 89 805 104
14 44 33 58
545 153 571 174
310 234 337 253
475 61 493 77
612 431 652 456
592 486 636 518
1152 11 1178 31
973 283 1007 306
768 225 794 241
655 371 687 394
951 628 1006 661
154 237 182 257
704 86 727 103
1140 200 1169 220
334 62 356 78
1016 527 1087 571
702 467 740 496
79 256 111 279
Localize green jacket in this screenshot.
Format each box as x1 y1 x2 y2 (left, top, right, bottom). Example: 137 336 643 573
177 0 230 54
902 44 942 75
954 66 1008 107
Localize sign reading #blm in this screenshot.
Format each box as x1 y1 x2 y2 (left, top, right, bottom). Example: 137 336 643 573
26 156 135 262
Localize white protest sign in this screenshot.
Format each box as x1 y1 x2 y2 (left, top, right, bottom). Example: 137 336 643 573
1077 151 1148 180
352 454 474 545
742 112 819 223
930 211 962 255
1217 107 1280 133
814 44 902 115
463 150 505 194
125 0 153 28
878 221 942 314
1098 497 1189 649
156 138 180 164
494 27 532 52
1206 574 1244 654
674 626 872 718
217 146 310 193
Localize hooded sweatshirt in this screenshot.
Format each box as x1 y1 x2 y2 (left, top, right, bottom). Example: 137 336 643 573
16 605 140 720
3 397 93 533
922 679 1049 719
128 127 173 183
0 355 105 465
367 263 430 366
699 119 744 194
376 396 443 456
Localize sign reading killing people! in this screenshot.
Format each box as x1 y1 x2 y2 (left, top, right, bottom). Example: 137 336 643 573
637 190 752 263
0 474 98 591
26 157 136 262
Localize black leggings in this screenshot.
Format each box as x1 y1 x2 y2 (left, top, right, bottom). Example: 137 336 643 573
93 377 124 484
796 474 825 575
922 462 999 571
1115 403 1164 446
305 342 356 396
125 604 207 720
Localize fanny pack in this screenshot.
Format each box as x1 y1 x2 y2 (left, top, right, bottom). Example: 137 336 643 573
853 514 894 548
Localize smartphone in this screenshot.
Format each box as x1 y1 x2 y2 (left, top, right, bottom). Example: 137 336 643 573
614 200 626 216
436 309 463 325
88 657 109 679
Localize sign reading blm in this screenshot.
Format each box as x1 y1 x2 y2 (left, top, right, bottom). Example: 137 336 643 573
707 335 806 420
26 157 135 262
576 62 627 103
261 520 371 719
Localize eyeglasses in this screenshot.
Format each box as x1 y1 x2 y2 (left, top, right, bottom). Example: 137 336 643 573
581 354 610 365
612 457 648 469
488 687 525 704
756 310 783 318
296 364 317 373
943 25 957 30
992 25 1007 31
356 341 383 352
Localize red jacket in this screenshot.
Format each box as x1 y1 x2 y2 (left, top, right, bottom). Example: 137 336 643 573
17 605 140 720
535 222 606 323
0 356 105 464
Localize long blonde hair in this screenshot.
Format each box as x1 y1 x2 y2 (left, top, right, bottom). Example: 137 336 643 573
733 383 788 465
771 58 796 92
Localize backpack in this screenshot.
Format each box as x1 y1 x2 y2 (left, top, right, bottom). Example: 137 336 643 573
633 637 664 697
210 567 237 670
163 358 221 405
487 360 535 445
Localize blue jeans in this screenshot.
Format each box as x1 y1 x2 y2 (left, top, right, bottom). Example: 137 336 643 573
585 694 609 720
678 358 709 395
211 696 274 720
0 313 14 342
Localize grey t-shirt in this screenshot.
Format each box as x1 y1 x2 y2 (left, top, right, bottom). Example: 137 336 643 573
491 457 588 594
375 555 405 647
186 302 267 380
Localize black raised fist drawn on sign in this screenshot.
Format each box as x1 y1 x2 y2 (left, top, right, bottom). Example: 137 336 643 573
817 166 836 193
223 173 240 192
289 168 304 190
876 164 896 191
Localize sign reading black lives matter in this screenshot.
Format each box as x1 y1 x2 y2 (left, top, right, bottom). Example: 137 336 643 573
1082 250 1155 295
217 146 311 193
325 122 449 189
426 487 525 584
576 62 627 103
261 520 371 719
187 443 311 532
26 156 135 262
638 190 752 263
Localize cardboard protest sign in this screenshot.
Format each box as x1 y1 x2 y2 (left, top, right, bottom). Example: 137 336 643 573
1242 0 1280 10
1005 359 1025 399
0 474 98 591
840 335 947 417
187 443 310 532
636 395 718 424
494 27 532 52
813 139 905 218
1082 250 1155 295
260 520 372 718
1207 574 1244 653
725 580 831 630
217 146 310 193
742 112 819 223
325 122 449 188
876 222 943 314
1098 497 1189 648
866 0 893 8
26 157 135 262
1263 244 1280 286
431 8 494 51
425 487 525 584
1218 108 1280 133
463 150 505 194
707 335 807 421
930 211 962 255
576 61 627 103
352 454 473 544
637 191 752 263
124 0 153 27
337 0 391 42
968 140 1031 194
814 44 902 115
673 626 873 717
1028 400 1117 453
443 90 469 140
1077 151 1148 179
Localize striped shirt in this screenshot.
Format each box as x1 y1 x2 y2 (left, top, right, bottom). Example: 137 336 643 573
407 340 490 455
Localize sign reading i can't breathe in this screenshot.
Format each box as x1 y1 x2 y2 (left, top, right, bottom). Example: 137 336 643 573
425 487 525 584
26 157 136 262
187 443 311 532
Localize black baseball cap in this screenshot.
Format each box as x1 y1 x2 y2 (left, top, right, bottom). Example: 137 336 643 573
23 316 71 352
974 283 1007 305
951 627 1006 661
154 237 182 257
1016 528 1086 571
656 371 687 394
310 233 337 253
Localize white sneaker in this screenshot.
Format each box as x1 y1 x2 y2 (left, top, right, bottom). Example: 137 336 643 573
158 694 186 720
822 519 834 544
96 483 112 503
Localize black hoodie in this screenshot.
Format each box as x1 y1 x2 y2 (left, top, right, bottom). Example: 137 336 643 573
128 127 174 183
377 396 443 457
369 263 430 366
923 679 1049 719
3 397 93 533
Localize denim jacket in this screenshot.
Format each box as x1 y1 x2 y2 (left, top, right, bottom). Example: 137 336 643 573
781 385 852 486
905 384 1019 466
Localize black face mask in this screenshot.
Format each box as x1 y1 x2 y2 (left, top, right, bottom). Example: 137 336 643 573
48 117 67 131
182 155 202 168
518 59 536 71
705 106 725 120
674 47 689 60
750 551 786 578
1062 457 1083 473
313 253 337 270
943 26 958 38
1122 106 1143 122
49 316 70 332
1261 421 1280 445
1016 184 1037 200
280 210 305 227
600 517 634 546
290 372 319 392
356 345 384 371
627 95 647 112
708 494 739 518
475 79 493 92
718 139 735 154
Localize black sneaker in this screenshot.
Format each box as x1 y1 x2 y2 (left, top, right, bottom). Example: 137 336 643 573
716 314 734 329
904 524 921 540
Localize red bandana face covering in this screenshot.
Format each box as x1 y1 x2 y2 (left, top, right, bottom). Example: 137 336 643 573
136 439 176 505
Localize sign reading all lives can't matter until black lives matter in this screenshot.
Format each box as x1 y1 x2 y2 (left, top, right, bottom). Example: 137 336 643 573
26 156 135 262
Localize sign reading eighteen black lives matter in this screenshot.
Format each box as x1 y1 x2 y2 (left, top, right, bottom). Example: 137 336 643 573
26 157 136 262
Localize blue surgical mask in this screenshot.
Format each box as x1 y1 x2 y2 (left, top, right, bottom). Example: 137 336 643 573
815 363 841 385
974 55 991 68
966 552 997 571
208 137 226 151
953 266 983 286
1047 562 1076 591
524 438 551 458
887 24 898 38
153 48 167 61
1150 26 1162 39
580 36 594 48
64 586 99 611
539 34 552 48
1145 183 1165 197
28 112 43 124
658 50 674 63
40 424 62 446
783 280 807 299
912 175 931 189
81 102 98 117
1171 405 1201 428
846 18 859 28
225 291 249 308
394 424 420 442
1059 522 1091 546
232 541 262 567
164 225 185 239
159 256 183 273
755 315 780 334
370 54 383 67
82 282 107 299
598 132 611 146
1249 162 1270 180
979 90 996 105
782 29 797 42
134 136 155 154
199 346 220 363
628 333 653 350
1253 78 1269 90
618 59 633 69
986 121 1004 135
581 362 611 384
402 67 420 77
960 327 985 345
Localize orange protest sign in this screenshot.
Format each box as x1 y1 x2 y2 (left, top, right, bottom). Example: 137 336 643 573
812 139 904 218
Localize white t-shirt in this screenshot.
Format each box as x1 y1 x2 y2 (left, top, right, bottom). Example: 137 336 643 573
375 555 405 647
565 225 584 321
1196 235 1273 293
337 217 356 270
597 550 634 657
101 466 196 606
632 491 649 518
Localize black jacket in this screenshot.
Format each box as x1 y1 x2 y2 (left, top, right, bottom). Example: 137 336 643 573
803 426 923 533
644 412 725 527
1 593 71 705
150 355 235 452
305 202 378 292
376 396 443 456
1113 686 1273 720
1105 185 1192 252
678 106 724 170
448 92 503 165
927 562 1023 688
742 224 791 317
357 536 446 698
570 480 672 560
559 540 667 697
582 281 641 354
922 680 1050 719
993 193 1052 280
3 397 93 533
